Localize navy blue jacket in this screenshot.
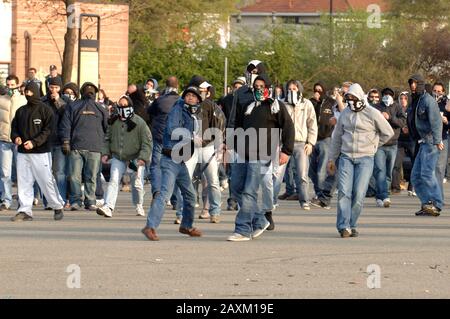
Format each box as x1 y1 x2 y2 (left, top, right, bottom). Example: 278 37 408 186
147 92 180 144
59 96 108 153
407 92 442 145
162 99 197 154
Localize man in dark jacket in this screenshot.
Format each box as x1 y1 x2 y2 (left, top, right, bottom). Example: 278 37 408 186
373 87 407 208
142 86 205 241
226 73 294 241
44 65 63 95
59 82 108 211
407 74 443 216
10 82 64 221
309 82 337 209
147 76 180 197
432 82 450 202
42 77 70 207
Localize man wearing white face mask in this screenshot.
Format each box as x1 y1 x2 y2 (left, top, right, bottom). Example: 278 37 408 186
97 95 152 218
0 75 27 210
273 80 317 214
373 87 407 208
328 83 393 238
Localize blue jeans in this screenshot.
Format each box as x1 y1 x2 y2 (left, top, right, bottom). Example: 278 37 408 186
104 158 145 209
51 146 69 204
231 161 268 237
146 156 196 229
435 139 448 202
309 138 331 196
0 141 15 208
336 155 374 231
412 142 443 209
284 157 297 195
292 142 310 203
149 141 162 196
373 144 398 200
261 161 274 212
68 150 101 207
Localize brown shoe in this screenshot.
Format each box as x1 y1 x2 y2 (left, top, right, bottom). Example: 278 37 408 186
179 227 202 237
286 194 299 201
141 227 159 241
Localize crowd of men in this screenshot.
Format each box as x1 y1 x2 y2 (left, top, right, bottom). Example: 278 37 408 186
0 61 448 241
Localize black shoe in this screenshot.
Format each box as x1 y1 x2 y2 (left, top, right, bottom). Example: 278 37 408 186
227 199 238 211
0 203 9 211
421 202 441 217
415 209 426 216
339 228 351 238
350 229 359 237
278 193 291 200
54 209 64 221
265 211 275 231
11 212 33 222
44 207 53 211
310 198 331 210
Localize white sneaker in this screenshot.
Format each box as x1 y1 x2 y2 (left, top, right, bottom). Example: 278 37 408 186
408 191 417 197
444 178 447 184
383 198 391 208
252 220 271 239
227 233 251 242
136 204 145 217
96 199 105 207
376 199 384 207
96 205 112 218
301 202 310 210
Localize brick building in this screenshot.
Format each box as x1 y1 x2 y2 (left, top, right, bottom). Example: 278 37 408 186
1 0 129 100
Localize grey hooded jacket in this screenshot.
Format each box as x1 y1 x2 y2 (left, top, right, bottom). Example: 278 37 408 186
330 83 394 161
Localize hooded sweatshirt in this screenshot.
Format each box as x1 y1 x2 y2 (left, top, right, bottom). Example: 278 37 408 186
329 83 394 161
373 87 406 146
231 73 294 161
10 82 54 153
284 80 318 145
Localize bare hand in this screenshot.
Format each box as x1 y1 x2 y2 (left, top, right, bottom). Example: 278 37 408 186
15 137 22 145
313 92 321 101
304 143 313 156
101 155 109 164
23 140 34 150
437 142 445 151
402 127 409 134
137 159 146 166
327 160 336 176
443 117 448 125
382 112 390 120
329 117 337 126
279 152 289 166
193 136 203 147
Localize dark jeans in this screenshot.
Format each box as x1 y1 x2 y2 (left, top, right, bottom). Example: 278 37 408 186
392 140 416 191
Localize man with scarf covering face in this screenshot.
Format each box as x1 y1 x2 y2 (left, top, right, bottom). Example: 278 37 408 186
407 74 444 217
271 80 317 216
142 86 204 241
10 82 65 221
96 95 152 218
372 87 407 209
328 83 393 238
226 74 294 241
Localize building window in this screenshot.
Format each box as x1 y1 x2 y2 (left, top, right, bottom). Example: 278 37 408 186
0 63 10 84
24 31 32 76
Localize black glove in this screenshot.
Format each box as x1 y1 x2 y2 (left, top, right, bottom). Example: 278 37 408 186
62 141 71 156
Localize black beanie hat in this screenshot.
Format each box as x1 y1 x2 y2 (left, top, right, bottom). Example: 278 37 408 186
48 76 63 88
